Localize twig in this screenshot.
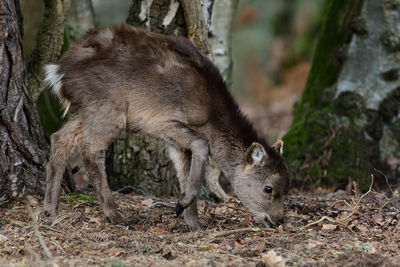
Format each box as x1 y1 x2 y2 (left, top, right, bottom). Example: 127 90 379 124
50 240 66 255
28 206 53 259
209 227 273 238
329 199 353 210
116 186 153 198
297 216 355 233
298 174 376 233
39 224 68 235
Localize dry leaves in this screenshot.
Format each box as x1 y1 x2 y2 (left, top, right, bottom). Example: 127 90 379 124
262 250 286 267
0 188 399 266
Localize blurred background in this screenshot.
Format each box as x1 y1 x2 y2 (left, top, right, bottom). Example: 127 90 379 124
21 0 327 141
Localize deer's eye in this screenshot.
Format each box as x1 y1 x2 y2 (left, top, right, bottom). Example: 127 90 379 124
264 186 273 194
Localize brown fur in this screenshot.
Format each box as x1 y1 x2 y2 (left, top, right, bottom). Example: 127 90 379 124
44 24 290 230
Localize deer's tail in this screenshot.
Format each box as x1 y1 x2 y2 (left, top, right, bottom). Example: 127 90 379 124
43 64 71 118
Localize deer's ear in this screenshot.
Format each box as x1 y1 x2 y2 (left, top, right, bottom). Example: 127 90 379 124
271 139 284 155
245 143 267 166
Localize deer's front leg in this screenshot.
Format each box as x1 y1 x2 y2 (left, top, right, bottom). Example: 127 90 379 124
176 138 209 215
168 146 201 231
162 123 209 219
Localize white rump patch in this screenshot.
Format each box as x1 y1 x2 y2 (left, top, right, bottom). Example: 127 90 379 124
43 64 70 118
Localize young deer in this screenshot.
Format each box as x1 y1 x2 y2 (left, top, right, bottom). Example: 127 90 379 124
43 24 290 231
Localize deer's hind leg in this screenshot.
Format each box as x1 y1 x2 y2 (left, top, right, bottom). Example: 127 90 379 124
78 107 126 224
44 118 81 218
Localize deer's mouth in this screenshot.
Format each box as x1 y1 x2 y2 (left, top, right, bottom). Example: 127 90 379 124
252 211 276 228
263 213 276 228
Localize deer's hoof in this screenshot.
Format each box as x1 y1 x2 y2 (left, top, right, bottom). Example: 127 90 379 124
176 202 184 218
105 209 123 224
44 210 50 217
106 214 122 225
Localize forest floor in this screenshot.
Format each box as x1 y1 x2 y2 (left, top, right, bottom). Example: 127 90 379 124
0 184 399 266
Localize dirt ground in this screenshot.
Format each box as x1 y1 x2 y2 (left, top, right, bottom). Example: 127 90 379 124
0 185 399 267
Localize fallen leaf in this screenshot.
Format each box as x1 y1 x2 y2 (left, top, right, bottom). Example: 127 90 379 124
106 248 125 256
0 234 8 242
149 226 167 232
262 250 286 267
219 239 235 249
25 195 39 206
141 198 154 208
307 241 325 249
256 241 265 252
321 224 337 231
197 244 211 251
163 251 176 260
372 214 385 226
88 217 101 226
213 206 229 215
233 241 243 249
356 224 369 233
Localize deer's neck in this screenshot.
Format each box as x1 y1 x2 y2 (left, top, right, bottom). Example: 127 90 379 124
205 116 267 180
198 57 268 179
207 134 246 179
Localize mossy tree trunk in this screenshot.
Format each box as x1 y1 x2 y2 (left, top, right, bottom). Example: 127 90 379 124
283 0 400 189
27 0 69 103
0 0 49 203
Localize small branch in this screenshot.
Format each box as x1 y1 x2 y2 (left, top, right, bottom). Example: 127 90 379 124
298 174 377 233
209 227 273 238
297 215 355 234
29 207 53 259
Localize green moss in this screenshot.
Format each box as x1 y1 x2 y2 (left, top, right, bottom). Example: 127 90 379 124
283 102 376 189
62 192 94 203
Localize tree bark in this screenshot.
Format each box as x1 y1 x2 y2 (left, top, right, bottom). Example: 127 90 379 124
283 0 400 189
27 0 69 103
208 0 238 85
180 0 212 57
106 0 189 196
0 0 49 203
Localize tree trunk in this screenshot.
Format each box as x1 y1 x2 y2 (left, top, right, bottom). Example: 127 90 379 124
106 0 189 196
283 0 400 189
0 0 48 203
208 0 238 86
67 0 96 41
27 0 69 103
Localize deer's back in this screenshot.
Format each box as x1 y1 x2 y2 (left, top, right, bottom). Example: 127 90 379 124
55 24 214 132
